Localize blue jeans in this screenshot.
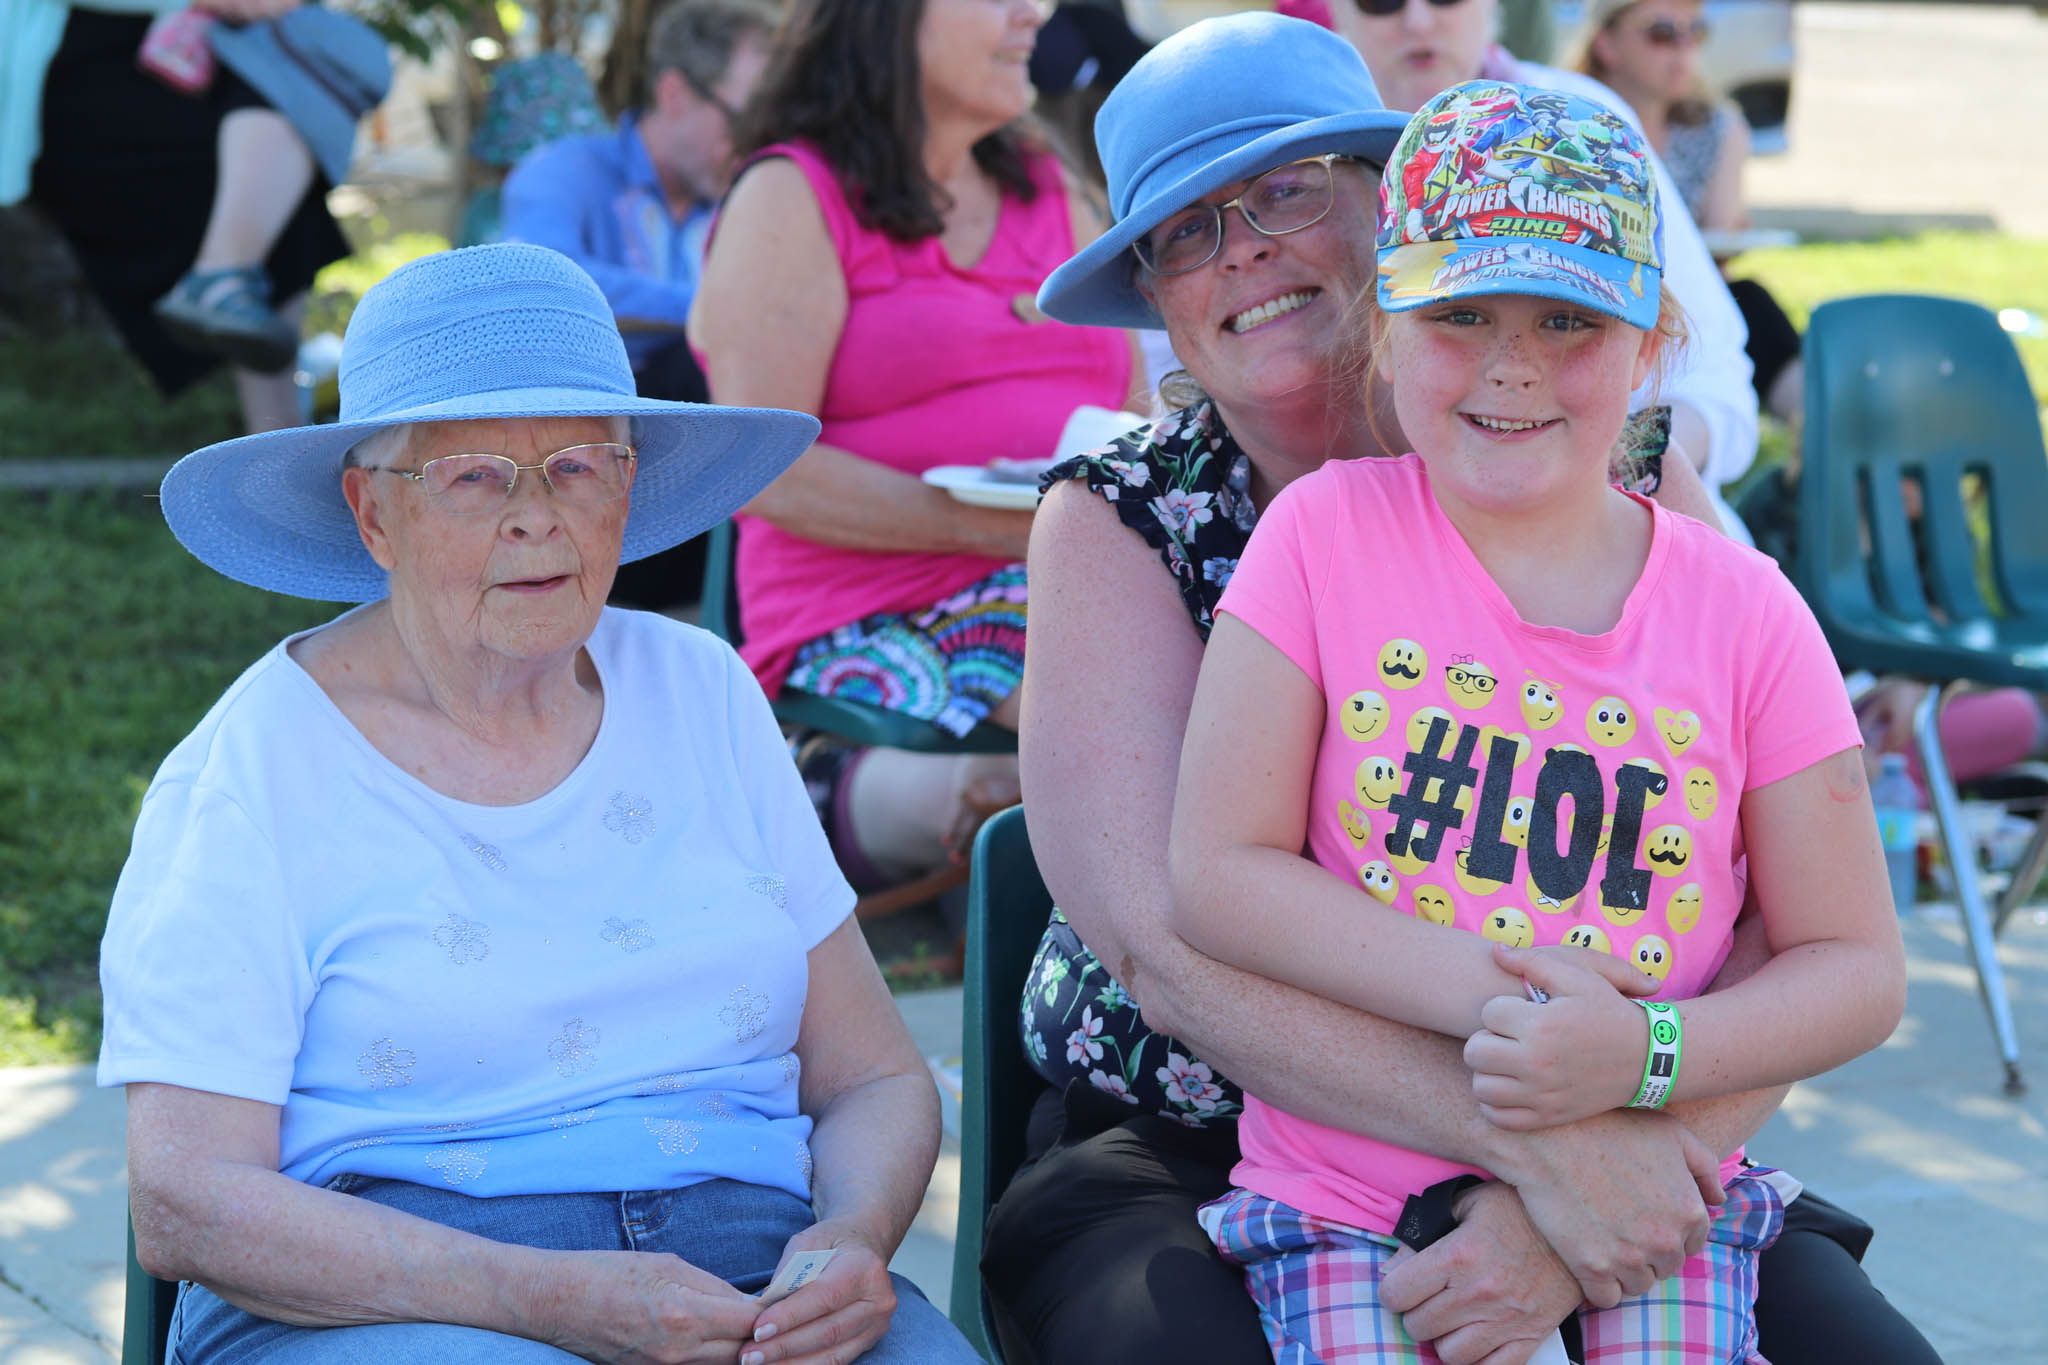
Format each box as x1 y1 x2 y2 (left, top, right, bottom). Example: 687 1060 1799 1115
167 1176 978 1363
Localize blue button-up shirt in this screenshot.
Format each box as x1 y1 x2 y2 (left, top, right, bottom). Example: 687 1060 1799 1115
501 113 712 369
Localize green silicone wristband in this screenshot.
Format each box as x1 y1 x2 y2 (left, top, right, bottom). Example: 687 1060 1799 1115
1630 1000 1682 1109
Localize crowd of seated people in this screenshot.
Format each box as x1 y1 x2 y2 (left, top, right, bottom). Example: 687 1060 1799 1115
90 4 2032 1364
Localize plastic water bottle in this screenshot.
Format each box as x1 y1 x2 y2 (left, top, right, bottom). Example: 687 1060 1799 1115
1871 753 1920 914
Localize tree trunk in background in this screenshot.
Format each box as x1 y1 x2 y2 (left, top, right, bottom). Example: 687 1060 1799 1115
600 0 653 117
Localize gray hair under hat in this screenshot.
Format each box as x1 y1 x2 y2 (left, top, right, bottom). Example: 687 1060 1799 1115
209 6 392 188
159 243 818 602
1036 12 1411 331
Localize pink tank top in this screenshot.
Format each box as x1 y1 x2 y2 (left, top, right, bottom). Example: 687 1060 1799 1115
721 140 1133 695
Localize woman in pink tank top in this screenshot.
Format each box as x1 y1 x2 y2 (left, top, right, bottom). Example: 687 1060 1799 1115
692 0 1134 886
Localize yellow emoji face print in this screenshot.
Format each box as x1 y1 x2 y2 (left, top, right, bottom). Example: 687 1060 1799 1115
1599 883 1651 928
1378 638 1428 690
1623 756 1668 809
1407 706 1457 754
1562 923 1611 953
1655 707 1701 757
1413 883 1456 927
1478 725 1533 768
1502 795 1534 849
1453 841 1507 896
1520 677 1562 730
1586 696 1636 747
1526 874 1577 914
1355 755 1401 809
1444 657 1498 711
1359 860 1400 904
1645 824 1693 878
1667 882 1704 933
1480 905 1535 948
1683 767 1718 821
1339 800 1373 849
1341 690 1390 742
1631 934 1674 984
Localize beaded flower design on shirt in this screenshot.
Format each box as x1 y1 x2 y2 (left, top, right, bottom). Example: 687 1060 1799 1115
357 1037 416 1089
603 791 656 844
719 985 770 1043
548 1018 601 1076
646 1118 703 1156
425 1141 492 1186
601 916 654 953
460 833 508 871
433 911 492 964
746 873 788 908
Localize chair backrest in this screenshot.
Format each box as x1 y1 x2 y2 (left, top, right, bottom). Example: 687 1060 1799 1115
124 1217 175 1365
701 518 742 646
1797 294 2048 670
949 805 1052 1363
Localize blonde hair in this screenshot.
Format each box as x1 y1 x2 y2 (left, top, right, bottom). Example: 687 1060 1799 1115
1366 283 1691 482
1572 0 1717 127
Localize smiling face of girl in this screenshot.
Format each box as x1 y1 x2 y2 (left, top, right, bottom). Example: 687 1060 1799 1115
1384 292 1659 518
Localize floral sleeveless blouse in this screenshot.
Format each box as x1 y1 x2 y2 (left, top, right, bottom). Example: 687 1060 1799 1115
1018 401 1252 1126
1016 400 1670 1126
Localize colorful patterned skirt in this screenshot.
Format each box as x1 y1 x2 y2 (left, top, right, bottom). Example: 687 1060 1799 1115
784 564 1028 738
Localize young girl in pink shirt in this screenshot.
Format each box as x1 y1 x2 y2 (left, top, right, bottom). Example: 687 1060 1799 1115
1168 81 1906 1364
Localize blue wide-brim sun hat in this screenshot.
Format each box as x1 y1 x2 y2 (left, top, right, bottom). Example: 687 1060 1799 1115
159 243 819 602
1036 12 1412 331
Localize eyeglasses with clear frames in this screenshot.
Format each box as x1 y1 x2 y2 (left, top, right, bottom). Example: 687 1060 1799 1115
1132 154 1359 278
360 443 638 516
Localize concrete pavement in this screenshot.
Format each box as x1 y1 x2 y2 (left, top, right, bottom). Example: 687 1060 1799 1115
5 908 2047 1363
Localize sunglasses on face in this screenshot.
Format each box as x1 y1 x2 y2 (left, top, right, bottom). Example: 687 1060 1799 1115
1637 16 1710 45
1350 0 1467 17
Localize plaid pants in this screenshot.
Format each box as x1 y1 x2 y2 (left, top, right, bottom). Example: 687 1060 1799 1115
1206 1173 1785 1365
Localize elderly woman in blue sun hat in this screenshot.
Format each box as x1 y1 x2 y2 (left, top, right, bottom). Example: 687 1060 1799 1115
98 243 983 1365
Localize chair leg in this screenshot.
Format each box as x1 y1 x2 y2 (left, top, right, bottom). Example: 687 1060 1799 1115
1915 684 2026 1095
1994 805 2048 938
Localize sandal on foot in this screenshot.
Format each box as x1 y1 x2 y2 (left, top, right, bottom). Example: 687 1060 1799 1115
153 265 299 373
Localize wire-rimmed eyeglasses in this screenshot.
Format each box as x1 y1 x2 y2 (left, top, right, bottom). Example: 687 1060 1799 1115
359 443 637 516
1132 154 1359 278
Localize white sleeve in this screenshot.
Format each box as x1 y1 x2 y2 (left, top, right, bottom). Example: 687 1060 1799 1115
97 781 313 1103
1514 62 1760 490
720 646 858 950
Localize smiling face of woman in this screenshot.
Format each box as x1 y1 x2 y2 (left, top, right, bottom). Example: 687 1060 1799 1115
343 415 632 668
917 0 1043 134
1139 159 1384 414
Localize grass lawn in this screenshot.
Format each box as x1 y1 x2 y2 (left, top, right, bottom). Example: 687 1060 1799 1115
0 491 330 1063
2 229 2045 1064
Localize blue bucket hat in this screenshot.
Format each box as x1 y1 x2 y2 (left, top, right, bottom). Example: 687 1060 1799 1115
209 6 393 188
160 244 819 602
1036 12 1411 331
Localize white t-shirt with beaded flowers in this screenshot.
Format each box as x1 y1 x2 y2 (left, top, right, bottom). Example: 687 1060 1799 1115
98 607 853 1201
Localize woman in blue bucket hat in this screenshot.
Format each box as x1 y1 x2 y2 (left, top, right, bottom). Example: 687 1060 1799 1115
100 243 983 1365
986 14 1935 1365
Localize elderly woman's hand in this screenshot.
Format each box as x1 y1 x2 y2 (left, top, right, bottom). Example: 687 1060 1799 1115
1381 1182 1583 1365
741 1219 897 1365
529 1249 762 1365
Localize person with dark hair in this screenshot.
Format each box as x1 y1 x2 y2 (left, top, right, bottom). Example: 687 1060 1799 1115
5 0 381 434
503 0 776 406
689 0 1137 893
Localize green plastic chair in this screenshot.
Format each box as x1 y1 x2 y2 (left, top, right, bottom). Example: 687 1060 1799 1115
700 520 1016 755
948 805 1052 1363
1795 293 2048 1094
123 1216 175 1365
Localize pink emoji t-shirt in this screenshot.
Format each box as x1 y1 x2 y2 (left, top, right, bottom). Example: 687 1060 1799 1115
1214 454 1860 1235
